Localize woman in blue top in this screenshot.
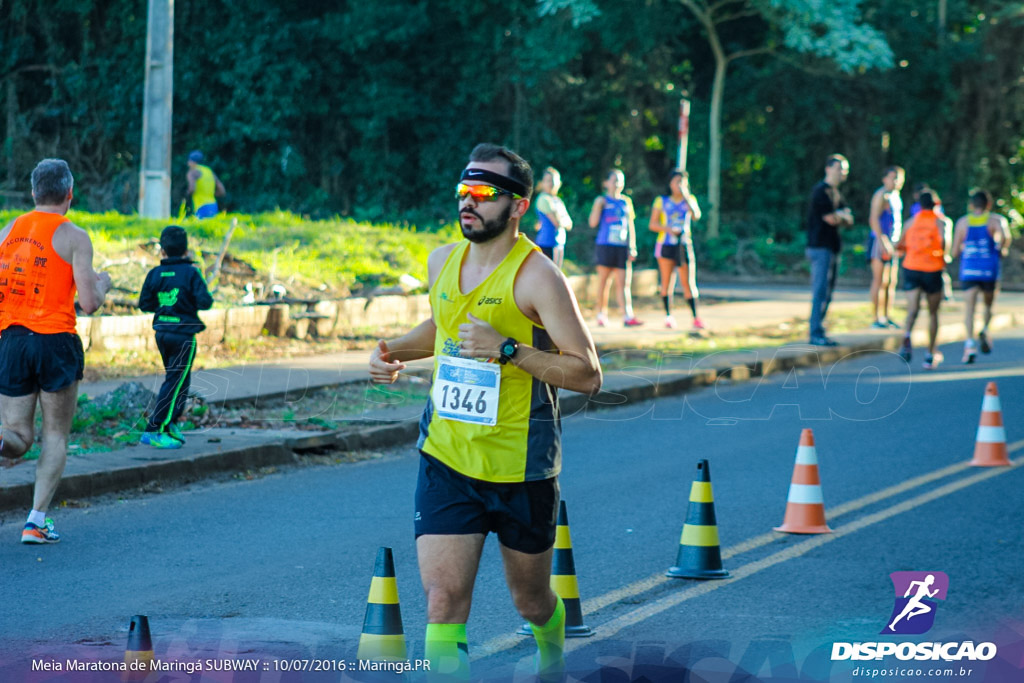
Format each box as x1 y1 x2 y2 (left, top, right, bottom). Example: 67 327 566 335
649 171 703 329
589 169 642 327
951 190 1012 363
533 167 573 269
866 166 904 329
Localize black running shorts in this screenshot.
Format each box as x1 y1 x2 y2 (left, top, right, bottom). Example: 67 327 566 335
0 326 85 396
414 452 559 554
901 268 944 294
595 244 629 269
960 279 997 293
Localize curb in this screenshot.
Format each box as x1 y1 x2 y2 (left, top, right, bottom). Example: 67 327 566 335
1 312 1020 512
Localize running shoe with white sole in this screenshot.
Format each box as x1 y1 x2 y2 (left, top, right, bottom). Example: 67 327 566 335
22 518 60 544
962 340 977 364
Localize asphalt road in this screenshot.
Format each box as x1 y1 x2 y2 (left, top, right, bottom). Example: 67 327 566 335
2 330 1022 682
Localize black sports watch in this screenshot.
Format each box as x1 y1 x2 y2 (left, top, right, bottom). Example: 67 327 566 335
498 337 519 365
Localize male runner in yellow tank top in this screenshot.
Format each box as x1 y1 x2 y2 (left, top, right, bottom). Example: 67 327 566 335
369 143 601 681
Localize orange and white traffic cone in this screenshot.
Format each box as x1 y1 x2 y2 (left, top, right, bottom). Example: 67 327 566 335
774 429 832 534
970 382 1010 467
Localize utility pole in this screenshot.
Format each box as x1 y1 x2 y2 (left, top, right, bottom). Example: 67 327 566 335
138 0 173 218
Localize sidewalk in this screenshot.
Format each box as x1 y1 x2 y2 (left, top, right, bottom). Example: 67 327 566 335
3 286 1022 512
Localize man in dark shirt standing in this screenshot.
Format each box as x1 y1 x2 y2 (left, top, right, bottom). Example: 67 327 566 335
806 154 854 346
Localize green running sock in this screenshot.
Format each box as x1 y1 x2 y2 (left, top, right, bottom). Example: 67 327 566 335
530 596 566 677
424 623 470 681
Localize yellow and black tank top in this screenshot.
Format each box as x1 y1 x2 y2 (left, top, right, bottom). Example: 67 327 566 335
418 235 561 482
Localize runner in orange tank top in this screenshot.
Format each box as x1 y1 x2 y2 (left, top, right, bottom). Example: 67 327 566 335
0 159 112 545
894 190 951 370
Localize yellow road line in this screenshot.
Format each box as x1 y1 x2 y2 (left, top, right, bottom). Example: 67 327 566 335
582 439 1024 616
472 440 1024 661
568 455 1021 650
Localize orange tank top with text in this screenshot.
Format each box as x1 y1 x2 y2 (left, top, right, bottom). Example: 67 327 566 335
901 210 946 272
0 211 78 334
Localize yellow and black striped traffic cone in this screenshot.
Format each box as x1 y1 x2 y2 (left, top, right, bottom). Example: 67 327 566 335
356 547 407 662
518 500 594 637
666 459 729 579
122 615 154 681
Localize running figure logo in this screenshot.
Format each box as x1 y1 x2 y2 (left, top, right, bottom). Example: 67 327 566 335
881 571 949 635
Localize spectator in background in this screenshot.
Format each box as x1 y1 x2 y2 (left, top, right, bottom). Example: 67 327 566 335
589 169 642 327
951 190 1012 363
649 170 704 330
0 159 112 544
533 167 573 269
185 150 226 219
805 154 854 346
866 166 905 329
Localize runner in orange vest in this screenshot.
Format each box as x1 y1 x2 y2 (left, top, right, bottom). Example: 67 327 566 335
895 190 951 369
0 159 112 544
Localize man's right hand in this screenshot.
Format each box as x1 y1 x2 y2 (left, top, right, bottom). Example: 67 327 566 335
97 271 112 294
369 339 406 384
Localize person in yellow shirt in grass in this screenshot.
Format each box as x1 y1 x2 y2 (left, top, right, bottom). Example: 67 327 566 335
184 150 226 219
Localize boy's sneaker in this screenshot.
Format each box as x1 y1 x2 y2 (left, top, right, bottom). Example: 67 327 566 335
962 340 977 364
22 518 60 544
692 317 706 330
870 320 888 330
979 330 991 354
922 351 944 370
898 338 912 362
596 312 608 328
885 319 902 329
623 317 644 327
140 431 183 449
664 315 677 329
166 424 186 444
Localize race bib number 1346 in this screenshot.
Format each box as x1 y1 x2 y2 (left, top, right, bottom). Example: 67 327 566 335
432 355 501 426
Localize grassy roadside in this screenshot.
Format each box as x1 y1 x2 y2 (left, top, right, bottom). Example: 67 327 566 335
597 305 877 370
0 209 458 303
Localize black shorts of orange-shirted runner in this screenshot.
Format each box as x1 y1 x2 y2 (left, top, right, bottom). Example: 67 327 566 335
0 326 84 396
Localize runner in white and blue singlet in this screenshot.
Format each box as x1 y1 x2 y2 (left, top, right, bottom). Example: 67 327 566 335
952 190 1011 363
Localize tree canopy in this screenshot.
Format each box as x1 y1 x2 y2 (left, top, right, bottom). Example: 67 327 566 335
2 0 1022 253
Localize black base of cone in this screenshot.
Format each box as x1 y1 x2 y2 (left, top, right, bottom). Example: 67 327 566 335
517 622 595 638
665 565 730 579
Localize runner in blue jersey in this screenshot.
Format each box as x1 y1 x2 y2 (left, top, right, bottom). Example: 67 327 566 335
951 190 1011 363
649 171 703 329
588 169 642 327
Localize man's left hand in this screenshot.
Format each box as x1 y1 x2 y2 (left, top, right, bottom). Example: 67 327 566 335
458 313 504 360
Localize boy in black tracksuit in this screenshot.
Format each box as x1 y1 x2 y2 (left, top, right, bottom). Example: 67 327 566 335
138 225 213 449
